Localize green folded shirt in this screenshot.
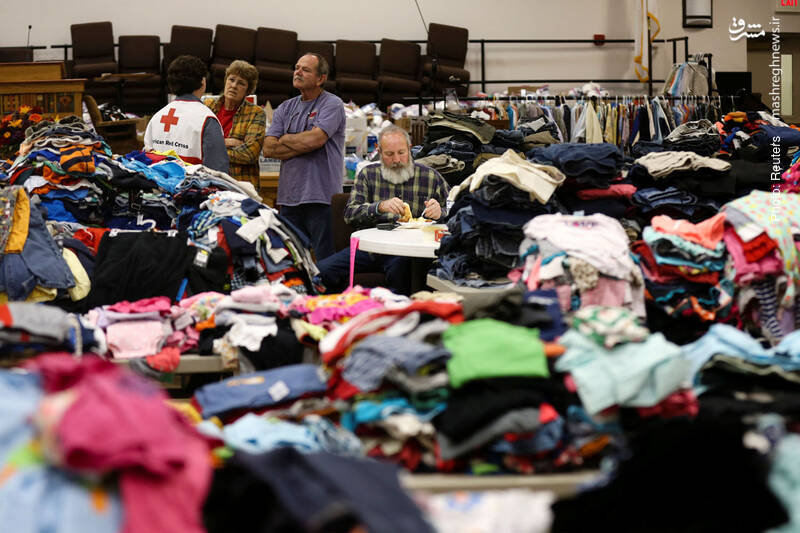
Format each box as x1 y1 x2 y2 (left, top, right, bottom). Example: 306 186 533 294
443 319 548 388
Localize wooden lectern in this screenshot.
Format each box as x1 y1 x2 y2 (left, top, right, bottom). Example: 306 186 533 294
0 61 85 117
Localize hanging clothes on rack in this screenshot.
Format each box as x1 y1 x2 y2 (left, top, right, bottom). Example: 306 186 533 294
661 55 715 96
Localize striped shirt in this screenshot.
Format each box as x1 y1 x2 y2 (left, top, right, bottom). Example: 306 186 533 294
344 162 450 230
204 97 266 186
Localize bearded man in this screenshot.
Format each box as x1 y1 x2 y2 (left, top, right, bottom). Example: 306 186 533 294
316 125 449 294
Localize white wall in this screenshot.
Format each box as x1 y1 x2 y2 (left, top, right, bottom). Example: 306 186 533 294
2 0 799 95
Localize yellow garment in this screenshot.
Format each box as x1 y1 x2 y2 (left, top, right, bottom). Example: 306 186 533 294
724 111 747 123
62 248 90 301
604 105 617 145
304 292 369 311
290 318 328 342
5 188 30 253
149 149 185 160
167 400 204 424
0 286 57 303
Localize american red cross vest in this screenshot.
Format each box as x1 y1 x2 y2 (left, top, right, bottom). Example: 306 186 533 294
144 98 220 164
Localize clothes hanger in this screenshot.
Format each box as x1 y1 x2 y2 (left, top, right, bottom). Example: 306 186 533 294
108 224 177 237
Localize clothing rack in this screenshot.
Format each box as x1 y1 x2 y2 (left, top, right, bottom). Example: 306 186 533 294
404 93 730 110
457 36 689 97
409 94 723 102
412 33 690 110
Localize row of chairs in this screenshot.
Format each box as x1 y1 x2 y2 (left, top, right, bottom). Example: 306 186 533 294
67 22 471 113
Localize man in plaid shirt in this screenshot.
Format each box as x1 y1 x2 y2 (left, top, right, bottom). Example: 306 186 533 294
317 125 449 294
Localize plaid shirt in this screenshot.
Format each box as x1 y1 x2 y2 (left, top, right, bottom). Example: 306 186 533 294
204 98 266 186
344 162 450 229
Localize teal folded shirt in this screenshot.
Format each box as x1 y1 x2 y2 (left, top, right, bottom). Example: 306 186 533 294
555 329 690 415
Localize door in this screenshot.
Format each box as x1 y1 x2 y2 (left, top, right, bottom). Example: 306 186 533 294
748 34 800 125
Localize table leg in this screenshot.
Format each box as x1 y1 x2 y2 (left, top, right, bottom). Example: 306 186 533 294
117 79 126 110
410 258 433 294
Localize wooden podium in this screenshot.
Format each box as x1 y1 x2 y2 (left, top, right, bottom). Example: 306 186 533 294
0 61 85 117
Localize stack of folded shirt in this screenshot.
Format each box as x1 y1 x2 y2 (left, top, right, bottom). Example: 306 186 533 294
631 186 721 223
722 191 800 345
470 129 527 170
627 151 732 200
413 153 465 184
528 143 623 190
413 112 497 186
0 302 103 358
490 128 525 149
426 111 496 145
433 319 582 473
435 150 565 287
518 213 646 318
517 117 562 149
3 118 114 225
555 317 690 416
663 119 721 156
632 213 735 340
319 304 458 472
528 143 628 217
684 324 800 416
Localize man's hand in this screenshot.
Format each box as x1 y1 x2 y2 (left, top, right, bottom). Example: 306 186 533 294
422 198 442 220
278 127 329 153
262 136 301 160
378 197 405 216
225 138 243 148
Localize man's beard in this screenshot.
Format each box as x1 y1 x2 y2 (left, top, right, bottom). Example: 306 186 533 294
381 160 414 184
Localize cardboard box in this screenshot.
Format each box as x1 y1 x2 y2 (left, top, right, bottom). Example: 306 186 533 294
394 117 427 146
507 85 544 96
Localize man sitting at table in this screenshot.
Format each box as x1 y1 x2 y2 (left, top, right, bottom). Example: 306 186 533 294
317 125 449 295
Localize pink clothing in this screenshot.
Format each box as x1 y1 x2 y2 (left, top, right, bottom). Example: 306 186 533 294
107 296 172 314
580 277 628 307
231 285 281 305
165 326 200 353
177 292 225 322
651 213 726 250
506 268 523 284
27 354 213 533
780 160 800 193
576 184 637 200
306 299 384 325
106 320 168 359
554 284 573 313
178 291 225 309
526 256 543 291
723 226 783 284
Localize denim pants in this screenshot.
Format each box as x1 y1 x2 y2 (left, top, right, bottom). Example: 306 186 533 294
0 203 75 300
279 203 334 261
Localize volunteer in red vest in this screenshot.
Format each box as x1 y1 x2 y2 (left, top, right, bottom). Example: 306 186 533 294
144 55 229 173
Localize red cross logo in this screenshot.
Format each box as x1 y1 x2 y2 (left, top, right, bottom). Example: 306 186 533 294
160 107 180 132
